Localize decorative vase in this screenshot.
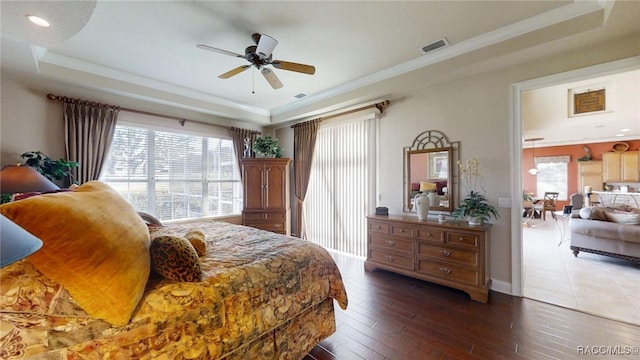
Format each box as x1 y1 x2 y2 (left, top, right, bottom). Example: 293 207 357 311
414 193 430 221
427 191 438 207
468 217 483 226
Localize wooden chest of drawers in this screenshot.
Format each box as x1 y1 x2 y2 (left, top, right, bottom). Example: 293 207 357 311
365 215 491 302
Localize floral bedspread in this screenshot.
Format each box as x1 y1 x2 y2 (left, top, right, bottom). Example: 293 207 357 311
0 221 348 359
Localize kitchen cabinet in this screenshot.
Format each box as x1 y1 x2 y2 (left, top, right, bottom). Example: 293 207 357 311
602 151 639 182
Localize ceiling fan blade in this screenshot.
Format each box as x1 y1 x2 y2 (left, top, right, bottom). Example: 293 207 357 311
219 65 251 79
197 44 243 58
271 60 316 75
261 68 283 89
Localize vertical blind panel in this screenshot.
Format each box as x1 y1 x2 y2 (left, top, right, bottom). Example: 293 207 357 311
305 119 370 257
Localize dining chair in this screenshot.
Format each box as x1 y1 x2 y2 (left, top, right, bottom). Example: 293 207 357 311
569 192 584 213
534 192 559 220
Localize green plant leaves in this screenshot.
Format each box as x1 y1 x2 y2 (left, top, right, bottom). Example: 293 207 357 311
20 151 79 182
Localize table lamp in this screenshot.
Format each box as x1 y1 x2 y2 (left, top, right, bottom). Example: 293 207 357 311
1 215 43 267
0 164 59 194
0 164 56 267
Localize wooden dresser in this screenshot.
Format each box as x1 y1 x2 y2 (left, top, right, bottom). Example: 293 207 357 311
365 215 491 302
241 158 291 235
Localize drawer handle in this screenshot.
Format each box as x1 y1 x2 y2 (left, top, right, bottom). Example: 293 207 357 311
399 229 405 233
386 255 396 262
439 249 451 257
385 240 395 247
439 267 452 275
427 232 432 237
274 224 282 228
377 225 382 229
459 237 464 241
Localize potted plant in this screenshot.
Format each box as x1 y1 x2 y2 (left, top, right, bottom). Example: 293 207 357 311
252 135 283 158
453 158 499 225
452 190 499 225
20 151 79 183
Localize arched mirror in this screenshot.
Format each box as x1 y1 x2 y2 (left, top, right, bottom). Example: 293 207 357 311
404 130 459 213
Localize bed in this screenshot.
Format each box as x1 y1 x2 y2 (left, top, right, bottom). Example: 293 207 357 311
0 181 348 359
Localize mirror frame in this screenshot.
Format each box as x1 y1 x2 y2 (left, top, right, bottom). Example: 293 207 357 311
403 130 459 213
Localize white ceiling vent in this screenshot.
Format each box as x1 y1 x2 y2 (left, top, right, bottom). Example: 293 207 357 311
420 38 449 54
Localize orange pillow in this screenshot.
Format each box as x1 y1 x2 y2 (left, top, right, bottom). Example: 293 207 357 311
0 181 150 326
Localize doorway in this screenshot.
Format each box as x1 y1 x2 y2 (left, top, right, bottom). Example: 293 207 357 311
511 56 640 324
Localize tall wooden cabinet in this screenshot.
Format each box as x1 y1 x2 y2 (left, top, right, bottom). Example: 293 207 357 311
602 151 639 182
241 158 291 235
577 161 602 203
365 215 491 303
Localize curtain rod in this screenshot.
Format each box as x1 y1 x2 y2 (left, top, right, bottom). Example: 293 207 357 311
46 93 227 128
290 100 390 128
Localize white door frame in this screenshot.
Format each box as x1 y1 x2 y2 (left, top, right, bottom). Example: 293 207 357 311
510 56 640 296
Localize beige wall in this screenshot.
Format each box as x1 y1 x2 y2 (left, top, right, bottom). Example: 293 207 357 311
1 75 65 166
2 33 638 292
372 34 639 290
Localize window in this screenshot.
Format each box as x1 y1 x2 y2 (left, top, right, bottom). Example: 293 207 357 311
101 124 242 221
535 155 569 200
304 113 377 257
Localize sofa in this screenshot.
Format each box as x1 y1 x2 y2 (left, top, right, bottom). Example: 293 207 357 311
569 206 640 263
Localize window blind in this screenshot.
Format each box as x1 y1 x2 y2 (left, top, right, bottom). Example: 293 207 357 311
101 124 241 221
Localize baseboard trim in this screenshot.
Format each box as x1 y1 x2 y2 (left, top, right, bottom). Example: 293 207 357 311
490 279 513 295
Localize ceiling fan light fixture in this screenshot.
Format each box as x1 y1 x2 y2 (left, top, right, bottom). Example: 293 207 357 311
256 34 278 59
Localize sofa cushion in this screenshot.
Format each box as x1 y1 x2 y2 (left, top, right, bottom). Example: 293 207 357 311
605 211 640 225
579 207 607 221
569 218 640 244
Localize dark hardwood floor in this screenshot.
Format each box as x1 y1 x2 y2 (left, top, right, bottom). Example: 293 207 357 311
304 250 640 360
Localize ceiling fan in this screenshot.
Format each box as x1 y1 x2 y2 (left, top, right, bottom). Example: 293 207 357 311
197 33 315 90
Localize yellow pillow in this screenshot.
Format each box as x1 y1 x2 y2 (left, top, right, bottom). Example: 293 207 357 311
0 181 150 326
419 181 437 192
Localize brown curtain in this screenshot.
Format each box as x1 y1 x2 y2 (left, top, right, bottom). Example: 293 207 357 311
292 118 321 238
64 102 119 185
229 127 260 180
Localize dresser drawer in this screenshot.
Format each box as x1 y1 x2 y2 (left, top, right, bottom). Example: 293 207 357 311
369 234 413 253
244 221 286 233
416 242 478 267
265 213 286 220
417 260 479 286
368 221 390 234
414 227 444 244
390 224 412 238
243 213 265 220
446 232 480 249
244 212 286 220
370 249 413 270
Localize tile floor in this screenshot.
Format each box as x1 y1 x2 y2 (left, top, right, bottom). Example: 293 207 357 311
523 215 640 326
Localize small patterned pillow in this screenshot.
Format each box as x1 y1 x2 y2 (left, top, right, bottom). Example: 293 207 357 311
150 235 203 282
185 230 207 257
